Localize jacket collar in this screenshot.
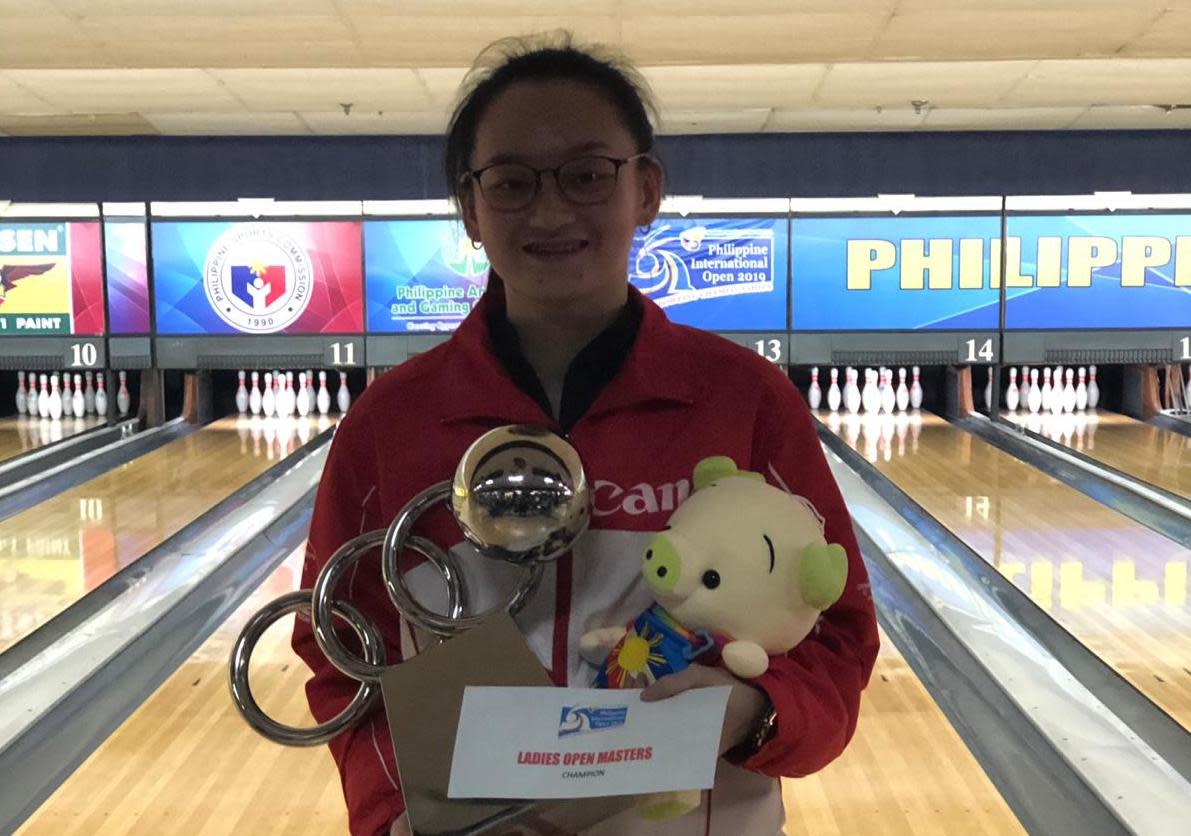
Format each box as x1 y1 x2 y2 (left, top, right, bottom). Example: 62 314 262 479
439 280 698 426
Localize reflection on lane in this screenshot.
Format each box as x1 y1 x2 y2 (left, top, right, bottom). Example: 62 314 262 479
0 415 333 653
0 415 106 465
821 410 1191 729
1003 409 1190 497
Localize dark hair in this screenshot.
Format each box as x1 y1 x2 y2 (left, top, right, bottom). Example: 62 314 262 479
444 32 658 207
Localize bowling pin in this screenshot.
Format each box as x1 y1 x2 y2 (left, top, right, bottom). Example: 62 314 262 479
1075 368 1088 412
261 372 275 417
61 373 74 418
285 372 297 416
37 374 50 418
894 368 909 412
880 369 896 414
316 371 331 415
1063 368 1076 413
1041 368 1053 412
116 371 131 417
235 370 249 414
84 371 96 415
94 375 108 417
15 371 27 415
983 368 993 413
1005 367 1019 412
807 367 822 410
48 374 63 420
909 366 923 410
843 368 861 414
1018 367 1031 410
1027 369 1042 413
306 370 316 407
336 372 351 413
861 369 880 414
826 368 841 413
72 374 84 419
1088 365 1100 411
249 371 262 415
28 374 40 417
296 372 311 417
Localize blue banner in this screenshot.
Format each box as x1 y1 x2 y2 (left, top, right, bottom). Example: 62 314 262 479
365 219 488 333
1005 214 1191 329
629 217 787 330
791 215 1002 331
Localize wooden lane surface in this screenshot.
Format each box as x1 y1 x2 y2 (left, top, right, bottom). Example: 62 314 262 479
782 625 1024 835
822 410 1191 730
19 553 1022 835
1003 410 1190 498
16 546 350 836
0 415 333 654
0 415 105 465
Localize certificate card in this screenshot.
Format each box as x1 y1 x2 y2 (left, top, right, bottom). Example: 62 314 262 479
447 686 730 800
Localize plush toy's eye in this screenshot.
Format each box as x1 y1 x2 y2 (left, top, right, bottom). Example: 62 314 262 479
645 549 653 561
702 570 721 590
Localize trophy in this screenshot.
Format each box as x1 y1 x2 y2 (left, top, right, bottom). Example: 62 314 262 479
229 425 631 833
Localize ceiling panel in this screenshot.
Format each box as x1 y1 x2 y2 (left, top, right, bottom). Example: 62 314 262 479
766 107 925 132
105 39 365 69
658 108 771 133
622 14 887 64
0 77 55 112
5 69 243 113
0 113 159 136
643 65 826 110
873 10 1157 60
1069 104 1191 129
76 15 353 42
210 69 432 111
1008 59 1191 106
1118 10 1191 58
921 106 1083 130
145 111 310 134
298 109 448 135
50 0 341 15
814 61 1034 107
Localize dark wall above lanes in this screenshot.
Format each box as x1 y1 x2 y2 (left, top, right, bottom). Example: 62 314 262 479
0 130 1189 203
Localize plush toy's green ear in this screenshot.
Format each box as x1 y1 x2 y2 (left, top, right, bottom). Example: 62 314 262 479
692 456 739 491
799 543 848 610
692 456 765 491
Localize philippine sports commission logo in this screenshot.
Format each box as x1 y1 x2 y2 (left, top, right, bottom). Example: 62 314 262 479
204 225 314 334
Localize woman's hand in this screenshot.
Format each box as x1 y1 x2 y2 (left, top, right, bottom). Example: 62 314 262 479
639 664 767 755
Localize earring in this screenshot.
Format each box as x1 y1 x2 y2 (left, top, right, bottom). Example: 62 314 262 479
471 239 483 250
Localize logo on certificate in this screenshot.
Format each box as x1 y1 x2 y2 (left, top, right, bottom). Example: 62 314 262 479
558 705 628 738
204 224 313 334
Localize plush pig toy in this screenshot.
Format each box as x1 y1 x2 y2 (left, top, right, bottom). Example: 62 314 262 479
579 455 849 819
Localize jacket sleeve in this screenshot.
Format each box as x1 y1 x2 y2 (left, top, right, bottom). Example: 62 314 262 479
291 410 407 836
735 365 880 777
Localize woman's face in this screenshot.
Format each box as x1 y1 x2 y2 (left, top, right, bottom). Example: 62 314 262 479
460 79 662 316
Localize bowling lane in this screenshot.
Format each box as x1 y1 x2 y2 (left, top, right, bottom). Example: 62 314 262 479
15 546 350 836
0 415 332 654
782 625 1023 835
16 545 1022 836
1003 410 1190 497
0 415 106 465
822 411 1191 729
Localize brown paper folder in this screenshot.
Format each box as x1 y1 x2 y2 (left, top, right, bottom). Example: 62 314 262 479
381 611 635 835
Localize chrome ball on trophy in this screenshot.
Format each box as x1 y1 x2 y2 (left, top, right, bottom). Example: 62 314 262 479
229 425 590 746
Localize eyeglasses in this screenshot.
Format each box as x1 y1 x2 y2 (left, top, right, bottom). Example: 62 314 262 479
463 152 652 211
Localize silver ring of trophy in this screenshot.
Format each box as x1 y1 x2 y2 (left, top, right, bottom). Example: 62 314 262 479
229 425 591 747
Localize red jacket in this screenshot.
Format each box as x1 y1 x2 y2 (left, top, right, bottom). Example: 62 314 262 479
293 287 879 836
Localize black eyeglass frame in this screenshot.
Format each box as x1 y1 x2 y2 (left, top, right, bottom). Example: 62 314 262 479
461 152 654 211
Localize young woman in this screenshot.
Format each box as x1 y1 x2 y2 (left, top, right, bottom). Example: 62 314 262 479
293 34 879 836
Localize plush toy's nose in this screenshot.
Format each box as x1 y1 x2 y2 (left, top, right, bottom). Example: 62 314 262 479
643 534 681 594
